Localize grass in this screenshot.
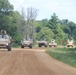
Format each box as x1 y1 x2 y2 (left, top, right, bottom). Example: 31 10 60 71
46 47 76 67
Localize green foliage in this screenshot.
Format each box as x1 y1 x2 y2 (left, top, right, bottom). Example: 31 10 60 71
37 27 54 41
41 19 48 27
61 25 71 34
54 25 65 44
0 0 23 46
0 0 76 47
13 34 22 46
0 0 14 32
0 0 13 15
35 13 76 45
50 13 59 25
34 21 42 33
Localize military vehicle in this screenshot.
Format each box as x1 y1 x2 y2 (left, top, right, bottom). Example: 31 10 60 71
49 39 57 47
37 38 48 47
21 36 33 48
0 30 12 51
67 39 74 47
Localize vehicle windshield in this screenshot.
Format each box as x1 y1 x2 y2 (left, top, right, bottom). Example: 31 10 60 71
22 38 30 41
41 38 46 41
0 35 8 39
51 39 55 42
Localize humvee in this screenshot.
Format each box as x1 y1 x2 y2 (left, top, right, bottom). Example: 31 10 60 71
37 39 48 47
0 30 12 51
67 39 74 47
49 39 57 47
21 37 32 48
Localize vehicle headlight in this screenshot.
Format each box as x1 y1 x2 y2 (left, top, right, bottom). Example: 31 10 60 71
6 43 8 45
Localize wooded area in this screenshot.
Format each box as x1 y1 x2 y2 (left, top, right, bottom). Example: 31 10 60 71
0 0 76 46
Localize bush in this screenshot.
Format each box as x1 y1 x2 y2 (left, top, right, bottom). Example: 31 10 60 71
13 35 22 46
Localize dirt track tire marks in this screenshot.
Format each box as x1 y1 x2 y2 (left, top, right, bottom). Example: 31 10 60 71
0 49 55 75
0 48 76 75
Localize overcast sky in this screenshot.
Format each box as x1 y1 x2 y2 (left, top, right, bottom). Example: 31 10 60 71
9 0 76 23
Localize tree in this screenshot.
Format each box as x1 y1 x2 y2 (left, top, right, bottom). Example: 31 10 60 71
54 25 65 44
41 19 48 27
26 7 38 41
0 0 13 14
60 19 69 25
18 7 26 36
68 21 76 34
0 0 23 45
50 13 59 25
61 25 71 34
48 13 59 34
34 21 42 33
0 0 14 33
37 27 54 41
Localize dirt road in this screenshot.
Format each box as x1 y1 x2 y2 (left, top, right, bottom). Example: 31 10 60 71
0 48 76 75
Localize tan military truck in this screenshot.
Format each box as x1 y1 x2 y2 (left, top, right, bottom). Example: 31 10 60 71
37 39 48 47
67 39 74 47
49 39 57 47
21 37 32 48
0 30 12 51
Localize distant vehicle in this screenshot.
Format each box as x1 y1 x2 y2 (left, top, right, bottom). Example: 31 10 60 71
49 39 57 47
0 30 12 51
37 38 48 47
21 36 33 48
67 39 74 47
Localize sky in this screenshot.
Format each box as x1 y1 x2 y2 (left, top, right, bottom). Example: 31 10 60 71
9 0 76 23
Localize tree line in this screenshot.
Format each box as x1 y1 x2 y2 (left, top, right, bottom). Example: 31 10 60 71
36 13 76 45
0 0 76 46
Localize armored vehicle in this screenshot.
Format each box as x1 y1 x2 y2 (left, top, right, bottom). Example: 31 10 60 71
67 39 74 47
49 39 57 47
37 38 48 47
0 30 12 51
21 37 32 48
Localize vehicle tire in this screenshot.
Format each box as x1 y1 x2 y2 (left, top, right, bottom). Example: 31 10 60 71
45 44 47 47
29 44 32 48
72 45 73 47
21 45 24 48
49 45 52 47
38 44 41 47
7 45 11 51
54 45 57 47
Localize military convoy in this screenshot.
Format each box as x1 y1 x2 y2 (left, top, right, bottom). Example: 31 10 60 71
0 30 75 50
21 36 33 48
0 30 12 51
21 37 75 48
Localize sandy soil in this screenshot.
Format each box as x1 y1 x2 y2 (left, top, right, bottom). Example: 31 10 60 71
0 48 76 75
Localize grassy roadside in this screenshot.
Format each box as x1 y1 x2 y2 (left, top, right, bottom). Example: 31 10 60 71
46 48 76 67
